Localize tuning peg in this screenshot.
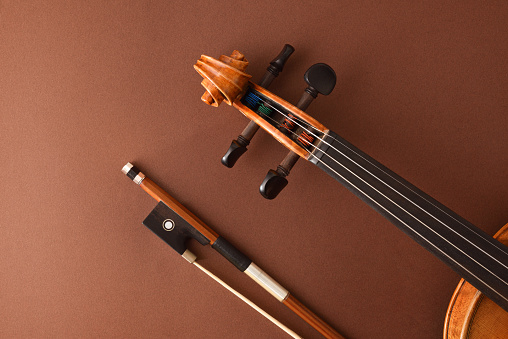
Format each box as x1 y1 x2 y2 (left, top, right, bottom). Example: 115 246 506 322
304 63 336 97
259 168 288 200
260 63 336 199
221 137 249 168
221 44 295 168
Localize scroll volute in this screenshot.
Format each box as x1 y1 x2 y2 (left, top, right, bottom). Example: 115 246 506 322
194 51 252 107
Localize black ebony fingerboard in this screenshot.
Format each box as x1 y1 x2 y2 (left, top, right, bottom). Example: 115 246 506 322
309 130 508 311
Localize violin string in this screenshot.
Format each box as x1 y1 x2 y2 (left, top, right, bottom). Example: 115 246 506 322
299 119 508 258
258 100 508 260
259 110 508 301
253 102 508 291
260 101 508 262
193 261 302 338
262 104 508 274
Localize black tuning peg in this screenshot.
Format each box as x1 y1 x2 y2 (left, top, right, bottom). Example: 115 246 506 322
259 168 288 200
221 137 249 168
260 63 336 199
304 63 336 97
221 44 295 168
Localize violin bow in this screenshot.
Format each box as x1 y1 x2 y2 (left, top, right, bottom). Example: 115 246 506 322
194 45 508 312
122 163 344 339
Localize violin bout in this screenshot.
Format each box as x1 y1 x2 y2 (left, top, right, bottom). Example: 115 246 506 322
444 223 508 339
194 50 251 107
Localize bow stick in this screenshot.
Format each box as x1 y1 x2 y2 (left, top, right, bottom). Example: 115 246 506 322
122 163 344 339
194 46 508 312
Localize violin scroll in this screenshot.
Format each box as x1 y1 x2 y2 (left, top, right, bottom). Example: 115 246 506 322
194 51 251 107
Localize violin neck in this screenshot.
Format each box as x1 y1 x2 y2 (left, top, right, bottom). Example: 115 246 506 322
309 130 508 311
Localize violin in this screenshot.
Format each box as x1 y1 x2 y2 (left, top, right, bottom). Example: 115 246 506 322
194 45 508 337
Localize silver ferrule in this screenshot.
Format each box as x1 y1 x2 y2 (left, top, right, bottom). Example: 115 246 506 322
122 162 133 175
133 172 145 185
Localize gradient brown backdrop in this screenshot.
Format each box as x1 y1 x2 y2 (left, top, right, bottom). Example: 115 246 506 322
2 1 507 338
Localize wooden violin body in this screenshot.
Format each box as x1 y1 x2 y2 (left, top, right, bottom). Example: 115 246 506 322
444 223 508 339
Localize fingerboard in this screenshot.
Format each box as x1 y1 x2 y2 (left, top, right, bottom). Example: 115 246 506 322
309 130 508 311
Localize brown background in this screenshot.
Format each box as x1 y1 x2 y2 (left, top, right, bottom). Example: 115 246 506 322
2 1 507 338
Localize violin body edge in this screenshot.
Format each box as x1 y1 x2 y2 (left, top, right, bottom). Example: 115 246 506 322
444 223 508 339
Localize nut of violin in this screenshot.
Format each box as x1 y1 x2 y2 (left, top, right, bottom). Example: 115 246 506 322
194 51 251 107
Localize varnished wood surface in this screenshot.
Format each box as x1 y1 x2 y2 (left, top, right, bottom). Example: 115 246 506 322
444 223 508 339
194 53 251 107
140 178 219 243
200 51 249 107
283 294 345 339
